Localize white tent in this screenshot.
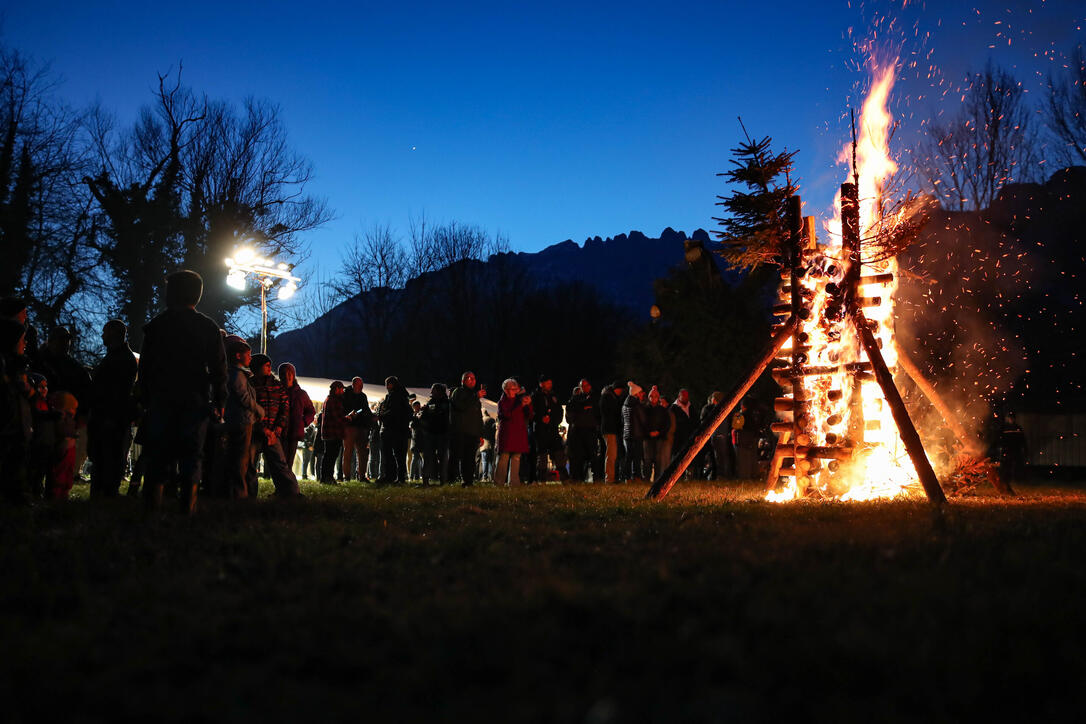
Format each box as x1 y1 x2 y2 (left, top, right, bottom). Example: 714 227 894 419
297 377 498 415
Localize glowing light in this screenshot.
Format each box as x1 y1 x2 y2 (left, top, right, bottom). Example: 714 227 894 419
767 55 922 503
278 281 297 300
227 269 247 290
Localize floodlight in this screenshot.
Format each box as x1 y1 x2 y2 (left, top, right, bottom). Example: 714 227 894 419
227 269 247 290
278 281 297 300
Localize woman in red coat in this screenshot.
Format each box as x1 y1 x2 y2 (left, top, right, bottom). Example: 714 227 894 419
495 378 533 487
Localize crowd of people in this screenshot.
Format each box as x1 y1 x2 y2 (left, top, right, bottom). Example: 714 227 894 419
0 269 772 512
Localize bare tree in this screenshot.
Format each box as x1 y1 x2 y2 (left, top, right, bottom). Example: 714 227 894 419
914 62 1040 211
181 96 330 328
0 43 98 337
1046 45 1086 166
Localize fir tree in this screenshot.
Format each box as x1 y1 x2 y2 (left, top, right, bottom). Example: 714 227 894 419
713 123 798 270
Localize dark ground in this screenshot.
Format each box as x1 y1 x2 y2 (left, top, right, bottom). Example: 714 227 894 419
2 478 1084 723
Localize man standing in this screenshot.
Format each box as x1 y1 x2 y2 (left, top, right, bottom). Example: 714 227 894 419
669 388 695 470
565 378 601 483
622 382 647 484
88 320 138 497
599 381 626 483
138 270 227 513
376 376 413 485
342 377 371 481
449 371 483 487
531 375 568 483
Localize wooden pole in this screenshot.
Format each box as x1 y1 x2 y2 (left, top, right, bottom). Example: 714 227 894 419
646 316 798 501
894 340 1014 496
853 310 947 505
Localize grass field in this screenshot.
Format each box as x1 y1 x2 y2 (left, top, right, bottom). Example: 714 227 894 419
3 478 1085 722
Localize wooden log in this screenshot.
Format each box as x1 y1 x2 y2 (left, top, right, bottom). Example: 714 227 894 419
647 317 798 500
853 309 947 505
859 273 894 286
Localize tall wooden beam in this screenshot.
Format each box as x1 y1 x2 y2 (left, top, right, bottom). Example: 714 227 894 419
894 340 1014 496
646 317 798 501
853 309 947 505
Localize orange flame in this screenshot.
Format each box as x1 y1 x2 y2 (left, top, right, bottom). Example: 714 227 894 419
768 59 924 503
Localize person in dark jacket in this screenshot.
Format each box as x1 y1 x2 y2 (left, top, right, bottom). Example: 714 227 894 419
341 377 371 481
278 362 315 474
420 383 451 486
223 338 263 499
376 376 413 485
495 378 532 487
138 270 227 513
531 375 568 483
731 398 759 479
622 382 647 483
0 319 33 503
642 386 671 482
670 388 695 454
599 381 626 483
87 320 138 497
319 381 347 483
703 391 732 479
449 371 484 486
247 354 301 498
998 412 1028 485
566 378 601 483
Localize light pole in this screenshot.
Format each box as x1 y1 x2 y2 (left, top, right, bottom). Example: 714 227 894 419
225 246 300 354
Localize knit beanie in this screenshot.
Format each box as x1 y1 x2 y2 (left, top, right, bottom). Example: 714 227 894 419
627 381 643 397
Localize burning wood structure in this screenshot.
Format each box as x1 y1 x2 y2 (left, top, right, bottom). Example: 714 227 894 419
648 63 961 505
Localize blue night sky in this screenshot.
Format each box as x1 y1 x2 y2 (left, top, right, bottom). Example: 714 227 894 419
7 1 1084 281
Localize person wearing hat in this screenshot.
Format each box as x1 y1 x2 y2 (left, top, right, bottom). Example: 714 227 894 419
137 270 227 513
247 354 301 498
319 381 347 483
530 374 567 483
622 382 647 484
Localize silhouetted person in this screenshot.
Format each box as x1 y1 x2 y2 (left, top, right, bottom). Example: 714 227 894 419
223 338 263 499
138 270 227 513
998 412 1028 485
420 383 451 486
670 388 695 455
622 382 647 483
531 375 568 483
566 378 600 482
450 371 483 486
87 320 138 497
319 381 347 483
342 377 372 481
599 381 626 483
376 376 412 485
